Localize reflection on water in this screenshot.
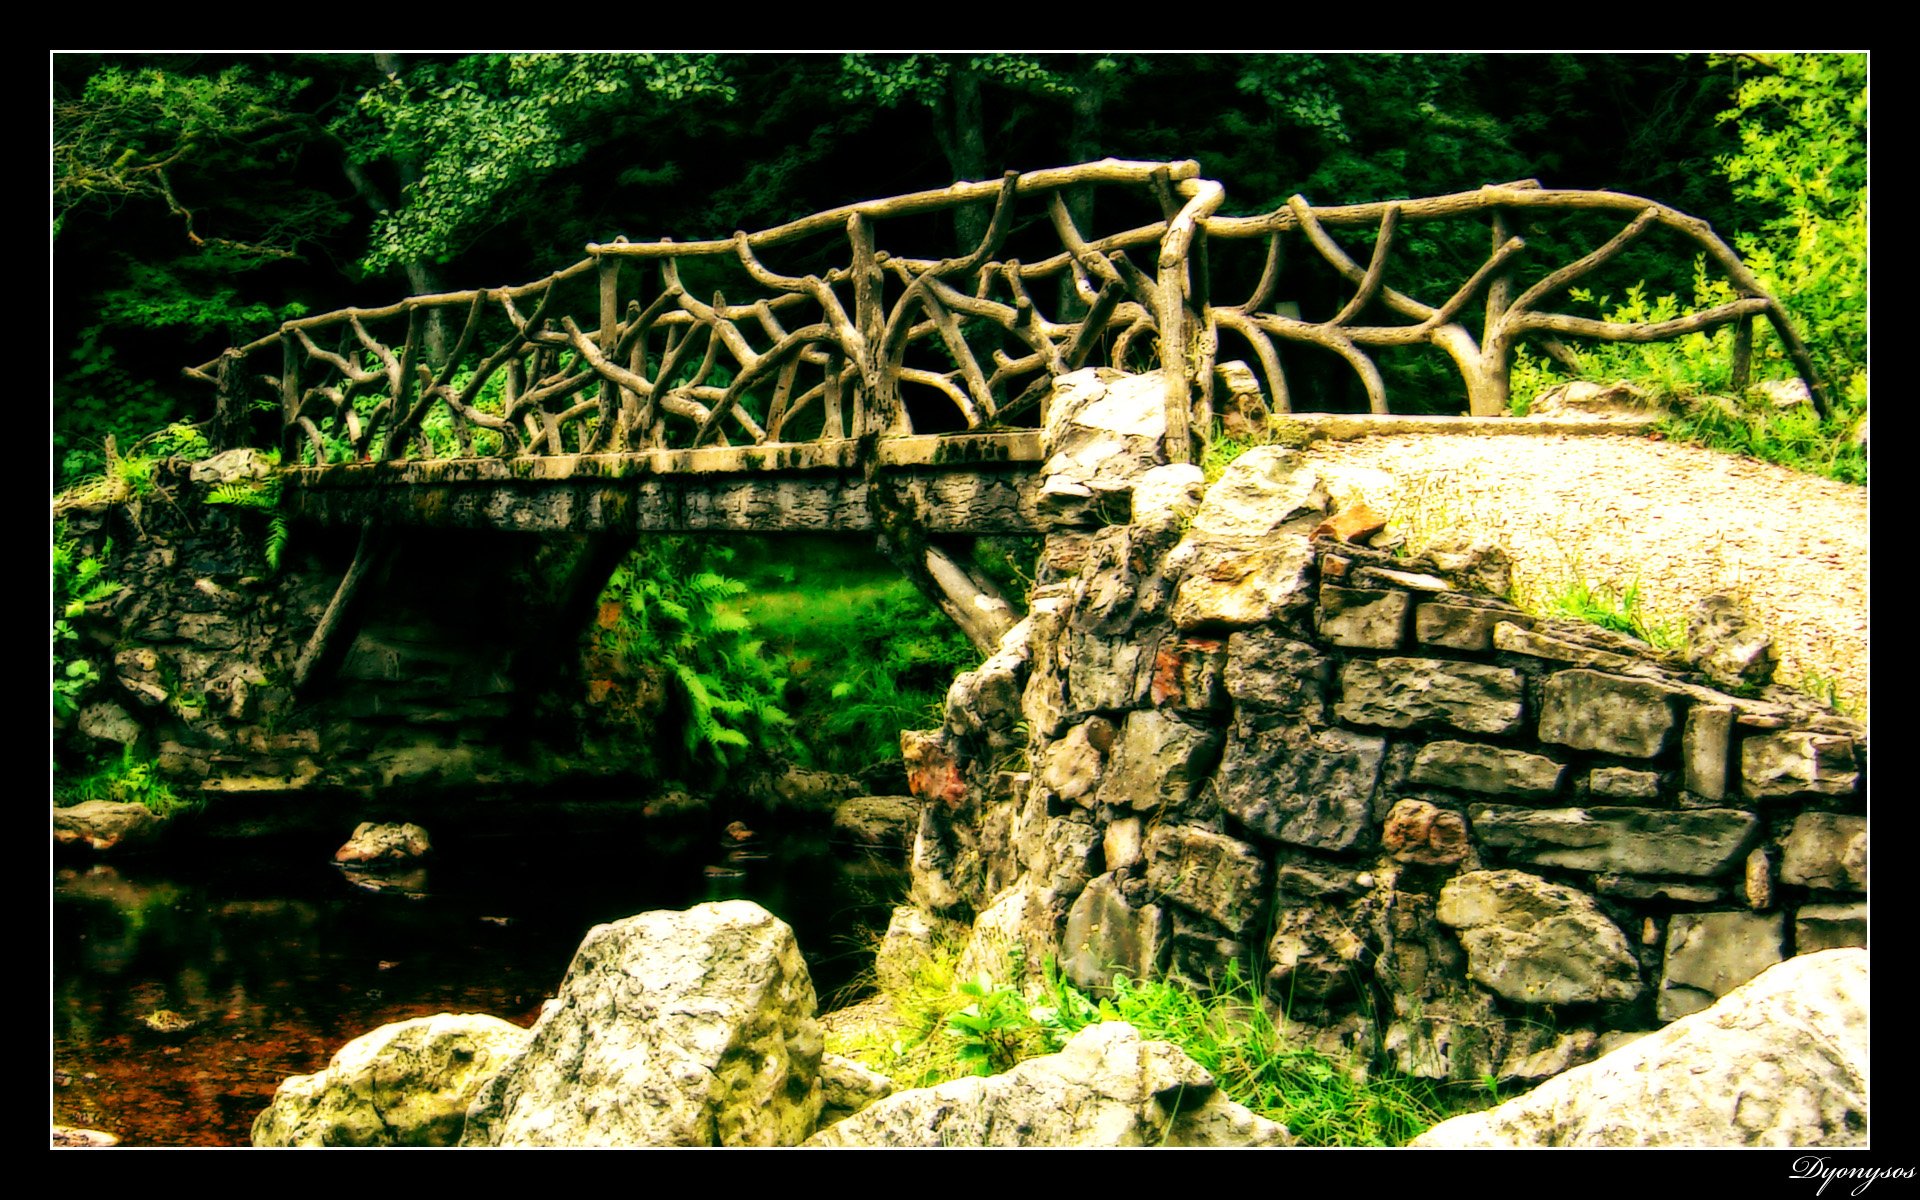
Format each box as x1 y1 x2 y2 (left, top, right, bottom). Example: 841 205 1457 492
52 813 901 1147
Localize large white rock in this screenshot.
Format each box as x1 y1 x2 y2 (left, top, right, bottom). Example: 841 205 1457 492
802 1022 1292 1148
251 1013 531 1147
459 901 823 1147
1410 949 1868 1148
1186 447 1329 540
1037 369 1171 523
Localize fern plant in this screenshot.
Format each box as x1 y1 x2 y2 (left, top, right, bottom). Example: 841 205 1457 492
53 527 123 721
57 744 198 817
587 540 795 782
205 474 290 571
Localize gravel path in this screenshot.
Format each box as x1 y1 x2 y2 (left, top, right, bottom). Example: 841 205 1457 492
1300 432 1870 719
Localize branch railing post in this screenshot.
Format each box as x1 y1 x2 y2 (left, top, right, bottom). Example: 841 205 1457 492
597 254 625 452
279 335 301 462
1730 315 1754 392
212 348 248 452
1483 207 1516 416
1154 259 1192 465
847 213 895 438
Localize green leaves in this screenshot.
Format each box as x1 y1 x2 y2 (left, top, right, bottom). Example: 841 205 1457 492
52 529 123 721
1509 54 1866 483
589 540 795 782
1550 577 1683 653
344 54 739 275
1716 54 1866 400
945 975 1044 1076
56 744 199 817
205 472 288 571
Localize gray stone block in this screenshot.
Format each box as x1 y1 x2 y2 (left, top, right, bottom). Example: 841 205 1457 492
1470 805 1761 877
1337 658 1525 735
1416 603 1503 651
1741 731 1860 799
1060 872 1170 994
1222 628 1330 720
1682 705 1733 801
1437 870 1642 1006
1214 716 1385 851
1144 826 1270 935
1539 670 1680 758
1779 812 1867 892
1658 910 1784 1021
1316 585 1409 649
1410 740 1564 797
1795 903 1866 953
1588 766 1662 800
1167 536 1318 631
1091 709 1220 815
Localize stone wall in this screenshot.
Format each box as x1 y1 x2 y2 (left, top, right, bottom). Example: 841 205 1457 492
901 369 1867 1083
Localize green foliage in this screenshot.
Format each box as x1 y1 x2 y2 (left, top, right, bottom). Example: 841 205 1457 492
56 744 198 818
342 54 738 274
134 421 213 462
55 332 194 483
1566 278 1744 401
1548 576 1683 653
1510 274 1866 484
54 59 336 467
59 424 220 509
946 975 1050 1076
1509 54 1865 485
1505 347 1556 416
839 53 1074 110
1201 431 1252 485
811 587 976 775
727 540 976 780
968 538 1040 610
1717 53 1866 399
205 472 290 572
846 943 1457 1146
54 63 343 259
1034 961 1451 1147
1201 418 1318 484
53 530 123 722
588 540 794 783
1657 392 1866 486
1797 669 1863 719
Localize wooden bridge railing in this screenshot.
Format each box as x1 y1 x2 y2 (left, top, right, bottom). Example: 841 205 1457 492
189 159 1829 467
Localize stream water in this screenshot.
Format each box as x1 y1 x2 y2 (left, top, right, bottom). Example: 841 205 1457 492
51 807 902 1147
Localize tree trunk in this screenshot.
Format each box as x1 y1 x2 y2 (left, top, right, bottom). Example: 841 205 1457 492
934 66 991 252
878 534 1016 658
370 54 451 365
1058 83 1106 318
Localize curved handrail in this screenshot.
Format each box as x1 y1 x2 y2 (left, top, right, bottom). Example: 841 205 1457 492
188 161 1828 467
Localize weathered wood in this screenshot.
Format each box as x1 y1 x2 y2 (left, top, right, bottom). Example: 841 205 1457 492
194 160 1832 459
1730 316 1754 392
584 159 1202 257
920 541 1017 656
211 349 249 452
292 526 385 693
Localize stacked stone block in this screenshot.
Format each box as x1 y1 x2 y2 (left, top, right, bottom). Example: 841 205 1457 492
904 371 1866 1083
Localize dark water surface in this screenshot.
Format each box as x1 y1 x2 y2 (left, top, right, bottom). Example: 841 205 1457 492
52 810 901 1147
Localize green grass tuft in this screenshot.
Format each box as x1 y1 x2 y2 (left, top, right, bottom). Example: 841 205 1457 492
1547 576 1684 653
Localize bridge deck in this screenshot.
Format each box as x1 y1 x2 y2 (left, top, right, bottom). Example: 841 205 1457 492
283 431 1050 535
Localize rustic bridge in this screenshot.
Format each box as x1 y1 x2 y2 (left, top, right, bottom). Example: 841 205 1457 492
190 158 1827 542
